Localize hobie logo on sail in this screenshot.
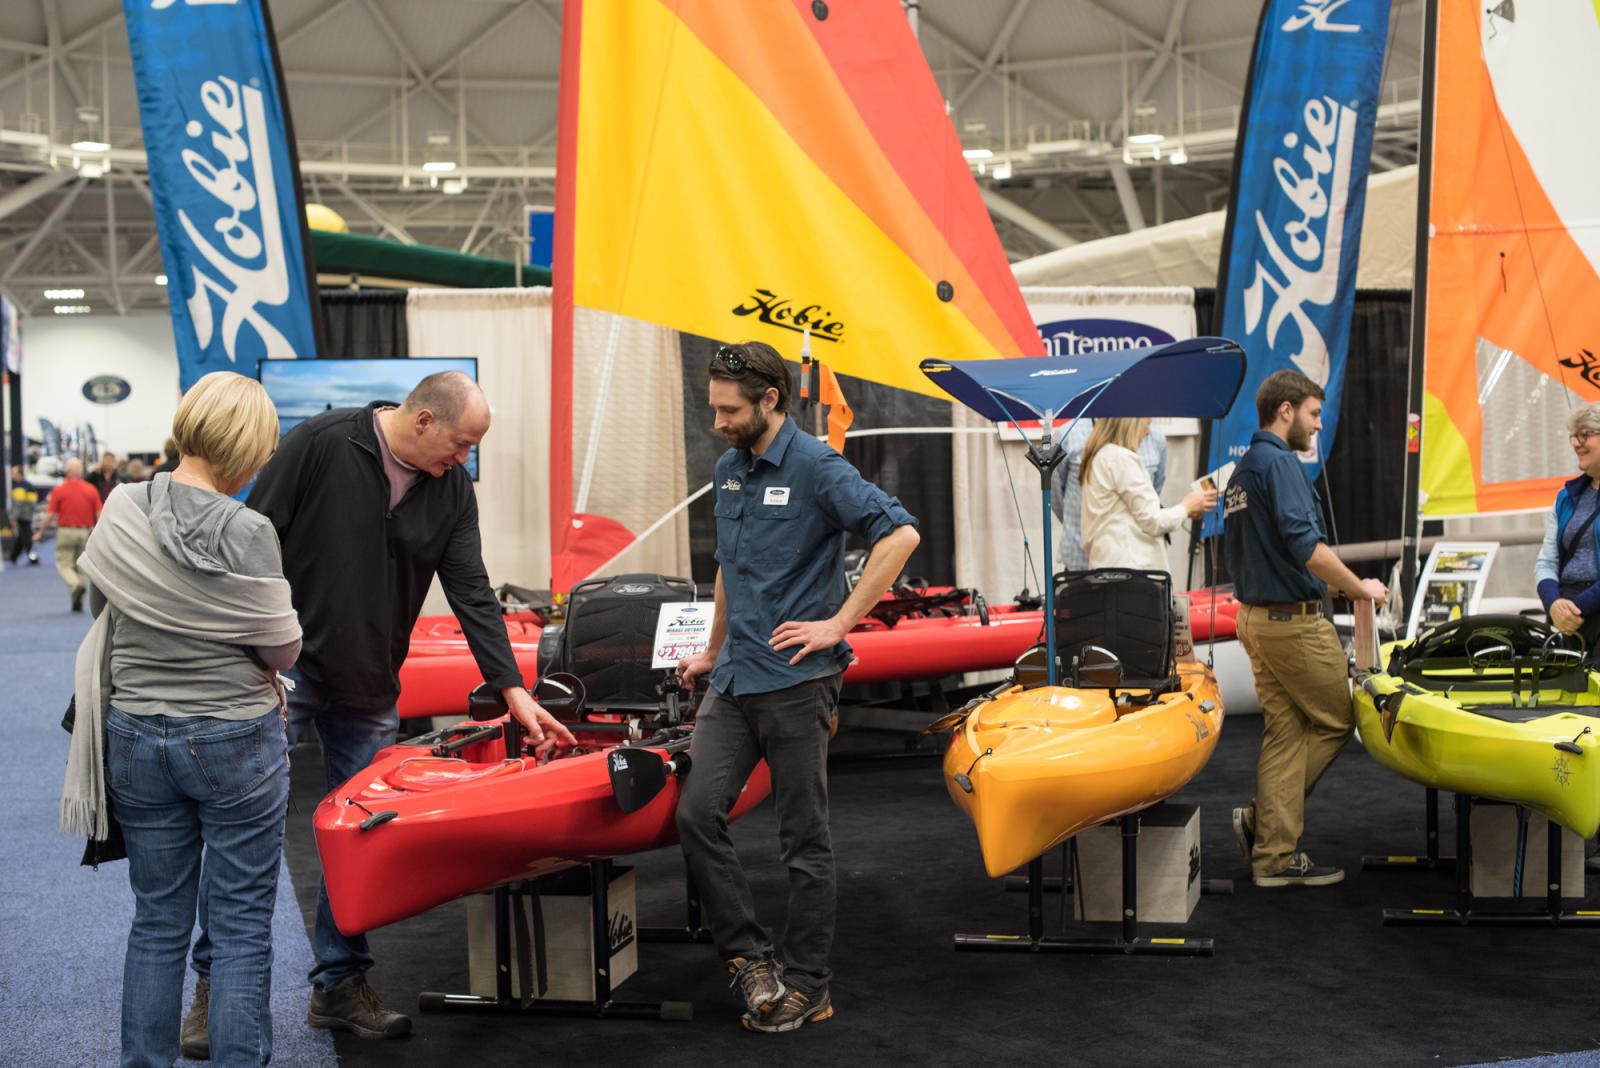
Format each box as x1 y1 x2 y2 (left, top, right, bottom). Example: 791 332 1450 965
730 289 844 342
175 74 297 365
1239 93 1358 386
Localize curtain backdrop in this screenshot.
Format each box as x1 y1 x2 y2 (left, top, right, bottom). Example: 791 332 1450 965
319 289 408 357
406 289 688 613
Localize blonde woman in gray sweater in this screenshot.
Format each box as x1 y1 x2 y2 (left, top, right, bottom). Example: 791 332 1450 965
64 371 300 1067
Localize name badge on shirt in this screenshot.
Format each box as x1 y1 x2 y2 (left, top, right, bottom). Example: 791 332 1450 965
763 486 791 506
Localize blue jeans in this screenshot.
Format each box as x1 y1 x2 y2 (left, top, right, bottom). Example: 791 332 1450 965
675 673 842 992
107 706 289 1068
194 671 397 992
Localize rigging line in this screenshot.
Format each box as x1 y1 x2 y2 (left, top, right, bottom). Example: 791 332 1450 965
993 422 1042 600
1481 41 1570 405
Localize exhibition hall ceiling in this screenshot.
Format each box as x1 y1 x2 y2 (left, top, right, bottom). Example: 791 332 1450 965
0 0 1425 317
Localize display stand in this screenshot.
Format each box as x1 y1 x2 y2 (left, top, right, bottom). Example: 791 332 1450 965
1362 786 1457 872
955 812 1213 956
1382 793 1600 927
418 858 693 1021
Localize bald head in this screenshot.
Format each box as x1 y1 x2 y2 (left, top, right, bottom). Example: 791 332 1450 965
383 370 490 477
400 371 487 429
65 458 84 479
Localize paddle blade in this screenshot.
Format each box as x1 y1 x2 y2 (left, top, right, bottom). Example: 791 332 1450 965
608 748 669 814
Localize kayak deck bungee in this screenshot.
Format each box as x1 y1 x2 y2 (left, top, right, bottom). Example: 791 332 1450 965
940 658 1224 878
1354 613 1600 837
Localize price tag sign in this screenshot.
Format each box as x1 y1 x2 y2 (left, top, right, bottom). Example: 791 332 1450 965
651 602 714 668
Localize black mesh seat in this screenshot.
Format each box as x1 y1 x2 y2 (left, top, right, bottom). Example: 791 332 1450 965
1054 568 1178 694
542 573 694 713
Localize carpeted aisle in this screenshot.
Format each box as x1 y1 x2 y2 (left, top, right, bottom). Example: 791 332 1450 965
0 560 334 1067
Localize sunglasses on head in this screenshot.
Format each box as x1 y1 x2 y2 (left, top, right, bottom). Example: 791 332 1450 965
712 346 782 389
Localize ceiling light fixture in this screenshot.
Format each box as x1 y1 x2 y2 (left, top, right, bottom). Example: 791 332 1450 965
44 288 85 300
961 148 993 160
154 274 168 286
53 304 92 315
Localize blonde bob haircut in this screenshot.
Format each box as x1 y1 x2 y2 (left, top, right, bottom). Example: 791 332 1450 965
1567 404 1600 438
171 371 279 485
1079 417 1147 485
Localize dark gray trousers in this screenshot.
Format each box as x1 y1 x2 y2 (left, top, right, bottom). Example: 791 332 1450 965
676 672 843 992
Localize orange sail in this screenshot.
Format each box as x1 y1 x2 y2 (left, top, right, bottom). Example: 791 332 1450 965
1419 2 1600 516
550 0 1040 590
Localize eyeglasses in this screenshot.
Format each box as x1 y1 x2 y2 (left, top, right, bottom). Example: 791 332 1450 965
1572 429 1600 444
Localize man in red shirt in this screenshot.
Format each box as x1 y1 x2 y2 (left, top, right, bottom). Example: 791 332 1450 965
38 457 103 611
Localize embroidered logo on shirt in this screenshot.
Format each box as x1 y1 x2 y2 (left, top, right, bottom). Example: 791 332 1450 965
763 486 791 506
721 478 742 491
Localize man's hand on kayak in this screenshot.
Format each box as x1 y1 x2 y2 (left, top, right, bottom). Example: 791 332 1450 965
504 686 578 757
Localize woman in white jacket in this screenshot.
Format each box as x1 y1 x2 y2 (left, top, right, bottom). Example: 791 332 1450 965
1080 417 1214 573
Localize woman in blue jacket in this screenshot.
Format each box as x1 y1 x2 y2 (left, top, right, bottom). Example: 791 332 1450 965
1535 405 1600 651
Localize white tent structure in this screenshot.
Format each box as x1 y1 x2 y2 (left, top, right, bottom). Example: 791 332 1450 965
1010 165 1419 290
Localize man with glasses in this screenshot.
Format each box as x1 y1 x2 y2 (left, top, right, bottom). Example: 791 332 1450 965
676 340 919 1033
1535 405 1600 657
1223 369 1387 890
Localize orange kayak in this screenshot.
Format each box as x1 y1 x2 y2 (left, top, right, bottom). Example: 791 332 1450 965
943 660 1224 877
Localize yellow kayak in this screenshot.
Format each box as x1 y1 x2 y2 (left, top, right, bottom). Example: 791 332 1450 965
941 659 1224 878
1354 614 1600 837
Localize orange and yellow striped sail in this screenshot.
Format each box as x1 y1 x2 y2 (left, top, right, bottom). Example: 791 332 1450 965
1420 1 1600 516
550 0 1040 587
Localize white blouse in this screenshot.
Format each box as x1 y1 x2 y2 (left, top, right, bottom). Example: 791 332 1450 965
1080 443 1187 574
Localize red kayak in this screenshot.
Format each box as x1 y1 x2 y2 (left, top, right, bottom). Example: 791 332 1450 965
314 712 771 935
397 615 544 720
1187 586 1241 642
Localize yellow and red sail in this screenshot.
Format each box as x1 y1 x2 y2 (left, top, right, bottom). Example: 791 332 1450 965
1420 1 1600 516
550 0 1040 588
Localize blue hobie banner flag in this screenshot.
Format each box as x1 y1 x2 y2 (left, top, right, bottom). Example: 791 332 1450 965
124 0 322 390
1206 0 1391 521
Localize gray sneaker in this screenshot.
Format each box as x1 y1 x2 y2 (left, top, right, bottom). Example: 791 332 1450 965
743 984 833 1033
1232 805 1255 862
307 975 412 1039
180 977 210 1060
1253 852 1344 888
726 956 785 1016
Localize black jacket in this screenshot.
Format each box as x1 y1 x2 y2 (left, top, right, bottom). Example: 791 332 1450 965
246 402 520 710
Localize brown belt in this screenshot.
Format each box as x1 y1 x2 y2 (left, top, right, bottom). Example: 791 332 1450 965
1253 600 1324 616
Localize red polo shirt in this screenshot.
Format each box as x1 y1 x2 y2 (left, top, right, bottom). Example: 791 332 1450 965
48 479 103 528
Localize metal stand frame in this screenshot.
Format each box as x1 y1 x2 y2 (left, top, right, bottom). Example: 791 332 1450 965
954 812 1214 956
418 859 693 1020
1383 794 1600 927
1362 786 1456 872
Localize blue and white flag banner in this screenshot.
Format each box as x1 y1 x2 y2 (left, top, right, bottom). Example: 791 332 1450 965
124 0 321 390
1206 0 1391 495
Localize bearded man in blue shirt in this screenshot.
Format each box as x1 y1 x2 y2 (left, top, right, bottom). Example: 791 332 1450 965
1223 369 1387 889
677 340 920 1034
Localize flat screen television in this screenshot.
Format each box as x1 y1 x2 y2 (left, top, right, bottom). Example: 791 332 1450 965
257 357 479 480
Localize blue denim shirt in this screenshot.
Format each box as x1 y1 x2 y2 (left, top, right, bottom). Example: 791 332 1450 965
1222 430 1327 605
709 417 917 696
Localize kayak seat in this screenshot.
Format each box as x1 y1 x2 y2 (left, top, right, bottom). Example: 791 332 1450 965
1054 568 1179 696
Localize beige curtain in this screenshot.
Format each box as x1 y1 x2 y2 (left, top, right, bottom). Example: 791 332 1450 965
405 289 691 614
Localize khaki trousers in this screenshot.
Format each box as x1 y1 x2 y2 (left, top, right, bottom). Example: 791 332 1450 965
54 525 91 595
1235 604 1353 876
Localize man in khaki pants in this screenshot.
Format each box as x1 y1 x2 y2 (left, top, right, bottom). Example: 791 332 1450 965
37 457 103 612
1221 370 1387 887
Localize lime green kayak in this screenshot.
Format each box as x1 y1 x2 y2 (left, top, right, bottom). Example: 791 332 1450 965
1353 614 1600 838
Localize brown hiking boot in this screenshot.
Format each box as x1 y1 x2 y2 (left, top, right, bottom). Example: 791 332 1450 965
726 956 785 1016
180 977 210 1060
743 984 833 1033
307 975 412 1039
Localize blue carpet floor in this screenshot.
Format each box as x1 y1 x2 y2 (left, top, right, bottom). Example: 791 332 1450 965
0 557 335 1067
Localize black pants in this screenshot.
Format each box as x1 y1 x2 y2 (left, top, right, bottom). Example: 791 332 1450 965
5 518 32 563
675 673 843 992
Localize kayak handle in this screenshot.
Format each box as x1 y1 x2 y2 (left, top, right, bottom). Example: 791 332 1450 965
344 798 399 832
953 748 992 794
1556 726 1592 755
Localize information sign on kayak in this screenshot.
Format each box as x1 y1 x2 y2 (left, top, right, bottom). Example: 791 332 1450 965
651 602 714 668
1405 542 1499 639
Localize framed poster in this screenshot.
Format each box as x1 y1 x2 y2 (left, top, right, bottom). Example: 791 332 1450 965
1406 541 1499 639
